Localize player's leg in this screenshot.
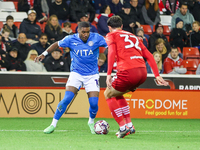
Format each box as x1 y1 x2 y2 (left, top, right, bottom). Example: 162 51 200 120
44 72 82 134
116 96 135 134
104 87 130 138
84 74 100 134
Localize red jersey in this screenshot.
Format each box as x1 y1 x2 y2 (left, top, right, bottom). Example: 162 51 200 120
163 56 184 74
106 29 159 77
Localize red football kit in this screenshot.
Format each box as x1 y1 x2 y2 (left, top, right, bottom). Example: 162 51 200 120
106 29 159 92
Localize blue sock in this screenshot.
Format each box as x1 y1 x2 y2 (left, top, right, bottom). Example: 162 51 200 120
89 97 99 119
54 91 75 120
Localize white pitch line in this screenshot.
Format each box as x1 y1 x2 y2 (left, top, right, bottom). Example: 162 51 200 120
0 130 199 133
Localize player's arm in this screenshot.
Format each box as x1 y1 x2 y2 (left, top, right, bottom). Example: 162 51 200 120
141 43 168 86
35 42 59 62
106 43 116 88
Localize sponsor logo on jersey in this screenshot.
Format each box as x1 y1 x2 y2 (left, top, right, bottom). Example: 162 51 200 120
74 49 93 56
88 41 94 46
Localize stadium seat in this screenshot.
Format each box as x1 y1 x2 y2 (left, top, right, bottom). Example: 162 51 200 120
11 12 27 22
71 23 78 33
140 25 152 35
0 2 16 12
36 22 44 33
99 47 106 53
182 47 200 59
13 22 21 29
182 59 199 71
0 12 10 22
160 15 172 26
153 25 170 35
13 2 18 11
0 21 3 30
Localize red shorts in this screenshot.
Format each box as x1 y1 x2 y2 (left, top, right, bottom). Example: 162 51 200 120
112 67 147 92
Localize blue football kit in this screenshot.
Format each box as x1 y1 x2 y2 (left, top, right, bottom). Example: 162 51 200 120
58 32 107 75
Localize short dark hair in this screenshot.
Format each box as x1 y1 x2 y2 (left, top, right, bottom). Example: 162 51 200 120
78 21 90 29
6 15 14 21
100 5 110 14
40 33 48 38
171 45 178 51
63 22 71 28
180 2 188 8
107 15 122 28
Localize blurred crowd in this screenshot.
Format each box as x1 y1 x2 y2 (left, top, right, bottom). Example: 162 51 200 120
0 0 200 74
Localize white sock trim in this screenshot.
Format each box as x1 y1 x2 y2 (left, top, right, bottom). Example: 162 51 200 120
51 118 58 127
88 117 94 124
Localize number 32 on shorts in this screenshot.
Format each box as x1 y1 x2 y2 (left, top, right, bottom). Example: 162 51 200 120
95 79 99 87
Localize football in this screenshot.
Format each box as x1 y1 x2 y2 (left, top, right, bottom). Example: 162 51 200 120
94 120 110 135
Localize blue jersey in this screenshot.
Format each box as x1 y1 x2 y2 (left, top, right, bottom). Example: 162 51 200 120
58 32 107 75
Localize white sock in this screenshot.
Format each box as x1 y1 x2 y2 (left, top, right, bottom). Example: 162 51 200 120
88 117 94 124
126 122 133 128
51 118 58 127
120 125 126 131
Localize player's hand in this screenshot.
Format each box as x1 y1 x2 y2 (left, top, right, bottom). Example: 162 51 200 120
156 76 169 86
34 54 45 62
106 75 112 89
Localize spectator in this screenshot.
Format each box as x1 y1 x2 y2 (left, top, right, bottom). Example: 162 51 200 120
142 0 160 26
18 0 33 13
149 23 171 52
150 38 170 62
44 15 63 44
44 48 70 72
62 22 74 38
69 0 96 23
49 0 70 25
171 3 194 34
98 53 107 72
13 33 31 61
24 50 47 72
146 51 164 74
34 0 48 23
96 5 114 36
108 0 123 15
136 28 148 48
118 3 137 33
1 15 18 41
170 17 188 51
6 47 26 71
1 29 11 45
18 0 47 23
19 10 42 44
0 34 6 52
31 33 50 56
190 21 200 49
163 46 187 74
165 0 180 16
0 44 9 71
191 0 200 22
63 47 71 70
92 0 107 14
130 0 145 26
75 14 98 33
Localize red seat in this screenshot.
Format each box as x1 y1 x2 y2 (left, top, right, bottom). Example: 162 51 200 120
14 22 21 29
0 22 3 30
36 22 44 33
182 59 199 71
13 2 18 11
182 47 200 59
70 23 78 33
99 47 106 53
141 25 152 35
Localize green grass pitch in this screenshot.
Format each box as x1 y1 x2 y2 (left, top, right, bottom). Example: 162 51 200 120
0 118 199 150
